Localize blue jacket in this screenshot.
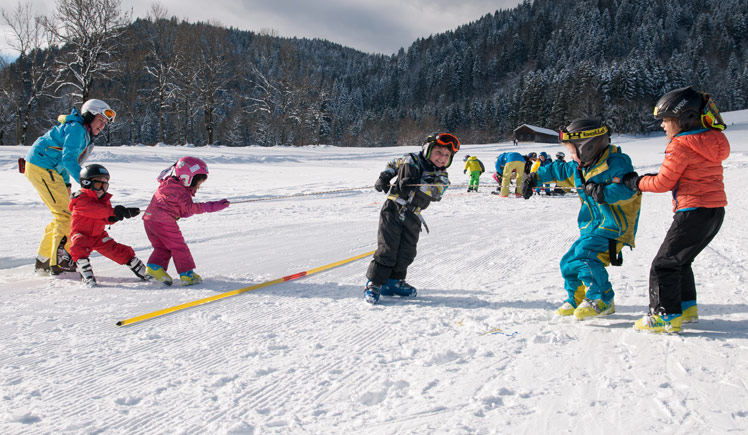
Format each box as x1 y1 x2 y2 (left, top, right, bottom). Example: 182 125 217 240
25 109 93 185
495 152 524 172
536 145 641 247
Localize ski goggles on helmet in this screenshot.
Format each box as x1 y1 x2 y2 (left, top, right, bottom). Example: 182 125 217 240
90 179 109 191
431 133 460 153
101 108 116 122
559 125 608 142
701 94 726 131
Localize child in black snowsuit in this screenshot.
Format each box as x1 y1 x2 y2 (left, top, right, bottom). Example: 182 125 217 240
365 133 460 304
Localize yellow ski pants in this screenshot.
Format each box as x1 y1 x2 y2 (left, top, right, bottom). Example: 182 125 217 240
25 162 71 266
500 160 525 196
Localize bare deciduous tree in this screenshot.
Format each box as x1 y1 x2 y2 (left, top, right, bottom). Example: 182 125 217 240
1 2 59 144
45 0 131 102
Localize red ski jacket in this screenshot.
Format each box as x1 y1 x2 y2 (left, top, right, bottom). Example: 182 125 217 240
69 188 116 238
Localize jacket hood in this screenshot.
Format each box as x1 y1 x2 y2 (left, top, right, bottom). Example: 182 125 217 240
675 129 730 164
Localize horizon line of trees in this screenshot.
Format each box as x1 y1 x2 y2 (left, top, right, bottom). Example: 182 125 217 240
1 0 747 148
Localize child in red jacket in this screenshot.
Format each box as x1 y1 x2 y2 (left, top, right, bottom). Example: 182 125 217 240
68 164 148 287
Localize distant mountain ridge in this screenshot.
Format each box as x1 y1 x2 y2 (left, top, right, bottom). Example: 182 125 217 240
2 0 746 146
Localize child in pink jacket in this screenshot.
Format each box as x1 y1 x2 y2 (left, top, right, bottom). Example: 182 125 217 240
143 156 230 285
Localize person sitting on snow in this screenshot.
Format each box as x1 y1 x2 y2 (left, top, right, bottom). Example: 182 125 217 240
365 133 460 304
521 118 641 321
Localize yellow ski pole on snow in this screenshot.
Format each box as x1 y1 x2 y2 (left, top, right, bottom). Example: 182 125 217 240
116 250 375 327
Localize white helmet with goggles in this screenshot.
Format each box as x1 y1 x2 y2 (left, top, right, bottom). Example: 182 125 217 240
81 99 116 124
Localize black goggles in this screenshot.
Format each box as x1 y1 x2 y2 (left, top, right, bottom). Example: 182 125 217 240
90 180 109 191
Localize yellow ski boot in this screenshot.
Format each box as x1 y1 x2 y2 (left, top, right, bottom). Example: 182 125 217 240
146 264 173 286
573 298 615 320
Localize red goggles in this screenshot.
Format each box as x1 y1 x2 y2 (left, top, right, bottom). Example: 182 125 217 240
433 133 460 153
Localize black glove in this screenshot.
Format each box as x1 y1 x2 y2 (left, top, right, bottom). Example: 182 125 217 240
583 182 606 203
463 169 467 174
621 172 641 192
374 171 393 193
520 172 538 199
112 205 141 221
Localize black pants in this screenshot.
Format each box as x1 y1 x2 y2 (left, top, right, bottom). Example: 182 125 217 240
366 200 422 285
649 207 725 315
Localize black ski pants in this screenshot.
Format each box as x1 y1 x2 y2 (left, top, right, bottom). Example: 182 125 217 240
649 207 725 315
367 200 421 285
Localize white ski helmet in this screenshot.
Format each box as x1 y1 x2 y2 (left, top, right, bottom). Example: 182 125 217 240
81 99 116 123
175 156 209 187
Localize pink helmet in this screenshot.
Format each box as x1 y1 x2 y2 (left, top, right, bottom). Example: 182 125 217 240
174 156 208 187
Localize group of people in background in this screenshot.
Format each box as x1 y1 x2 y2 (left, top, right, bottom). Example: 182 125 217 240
461 148 570 196
21 99 230 288
367 86 729 334
22 85 730 335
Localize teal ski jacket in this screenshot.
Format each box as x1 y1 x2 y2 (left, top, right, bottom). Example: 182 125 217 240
25 109 93 185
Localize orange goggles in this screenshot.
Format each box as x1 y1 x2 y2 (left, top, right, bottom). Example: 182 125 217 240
433 133 460 153
701 95 725 131
102 109 116 122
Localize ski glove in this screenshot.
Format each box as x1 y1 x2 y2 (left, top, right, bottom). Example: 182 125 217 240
374 171 394 193
520 172 538 199
203 199 230 213
621 172 641 191
583 182 606 204
109 205 140 222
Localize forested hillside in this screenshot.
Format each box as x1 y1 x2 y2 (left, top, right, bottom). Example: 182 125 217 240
2 0 746 147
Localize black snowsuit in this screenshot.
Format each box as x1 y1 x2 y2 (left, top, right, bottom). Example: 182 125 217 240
367 152 449 286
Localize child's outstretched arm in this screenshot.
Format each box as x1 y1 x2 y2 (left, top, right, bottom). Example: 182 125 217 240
200 199 230 213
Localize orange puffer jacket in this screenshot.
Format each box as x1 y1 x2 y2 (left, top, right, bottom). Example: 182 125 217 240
639 129 730 212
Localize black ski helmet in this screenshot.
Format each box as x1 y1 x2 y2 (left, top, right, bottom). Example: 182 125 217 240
422 133 460 168
560 118 610 166
80 164 110 188
555 151 566 160
653 86 704 131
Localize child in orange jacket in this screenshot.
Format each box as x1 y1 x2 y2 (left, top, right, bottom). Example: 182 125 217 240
623 86 730 333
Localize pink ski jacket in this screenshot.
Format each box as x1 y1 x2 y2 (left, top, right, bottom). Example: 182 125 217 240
143 176 211 222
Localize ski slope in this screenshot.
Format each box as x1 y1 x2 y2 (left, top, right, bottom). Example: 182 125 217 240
1 112 747 433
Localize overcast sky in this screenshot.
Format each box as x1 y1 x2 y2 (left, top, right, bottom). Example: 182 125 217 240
1 0 523 57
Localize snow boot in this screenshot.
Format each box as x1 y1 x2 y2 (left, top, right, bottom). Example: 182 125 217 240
52 236 77 275
146 264 173 286
681 301 698 323
364 281 381 304
35 256 50 276
556 301 577 316
573 298 615 320
179 269 202 286
127 257 150 281
77 257 96 287
386 278 417 297
633 313 682 333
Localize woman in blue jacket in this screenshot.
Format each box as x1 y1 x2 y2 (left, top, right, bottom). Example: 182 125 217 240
522 118 641 320
25 99 115 275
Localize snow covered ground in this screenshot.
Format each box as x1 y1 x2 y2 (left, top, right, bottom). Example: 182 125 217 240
1 111 747 434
